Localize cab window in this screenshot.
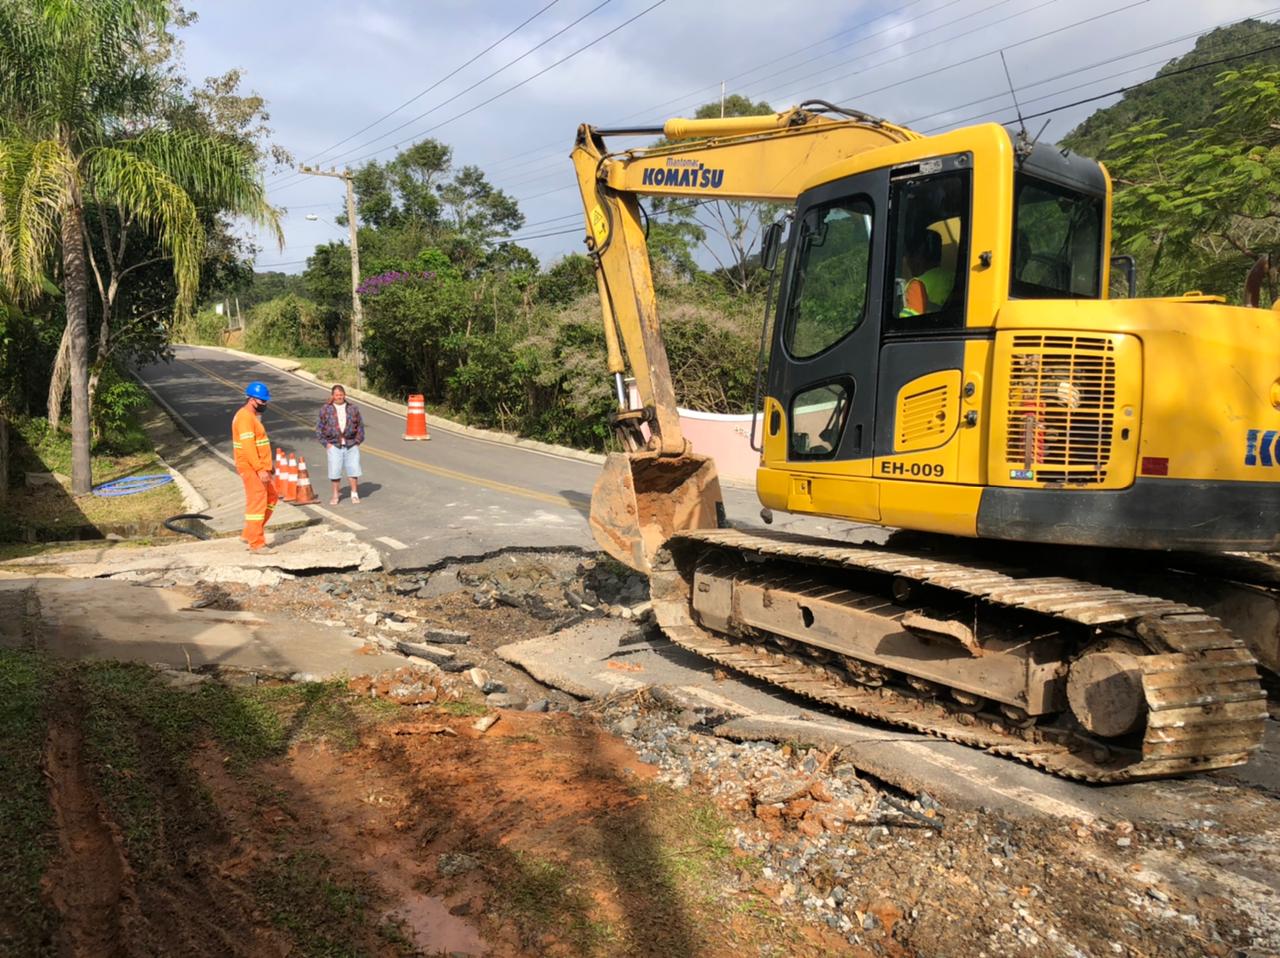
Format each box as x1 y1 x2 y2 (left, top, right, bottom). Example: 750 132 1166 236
885 169 971 335
784 197 874 359
1011 175 1103 299
789 380 852 460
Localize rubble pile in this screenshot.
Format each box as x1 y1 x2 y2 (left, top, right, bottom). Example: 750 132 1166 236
586 691 1266 957
189 552 1276 957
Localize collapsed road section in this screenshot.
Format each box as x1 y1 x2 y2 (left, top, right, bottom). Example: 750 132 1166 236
4 537 1278 955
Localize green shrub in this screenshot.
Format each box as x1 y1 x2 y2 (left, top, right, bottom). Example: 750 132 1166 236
92 367 149 451
175 307 230 346
244 295 328 357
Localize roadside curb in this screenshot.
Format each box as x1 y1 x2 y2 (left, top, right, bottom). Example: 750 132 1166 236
132 369 317 535
188 344 608 467
156 449 209 515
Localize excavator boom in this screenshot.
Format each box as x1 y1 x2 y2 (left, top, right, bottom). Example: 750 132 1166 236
572 104 916 571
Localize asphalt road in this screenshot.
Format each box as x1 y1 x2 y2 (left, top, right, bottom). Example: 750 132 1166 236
136 345 820 568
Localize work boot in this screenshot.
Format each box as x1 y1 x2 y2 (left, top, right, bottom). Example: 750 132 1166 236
249 545 276 555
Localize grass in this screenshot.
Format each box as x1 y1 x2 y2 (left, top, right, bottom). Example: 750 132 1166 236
294 356 359 388
0 649 60 955
252 850 405 958
436 700 488 718
1 402 184 543
72 665 404 870
497 851 618 954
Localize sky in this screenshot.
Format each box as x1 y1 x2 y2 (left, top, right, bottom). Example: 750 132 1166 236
177 0 1280 274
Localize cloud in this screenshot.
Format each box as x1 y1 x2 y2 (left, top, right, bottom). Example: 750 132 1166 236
179 0 1280 269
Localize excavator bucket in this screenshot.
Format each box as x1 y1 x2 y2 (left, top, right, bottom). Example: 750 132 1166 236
589 450 724 574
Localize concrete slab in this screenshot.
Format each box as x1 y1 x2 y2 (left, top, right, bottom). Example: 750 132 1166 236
0 525 380 585
498 618 1280 826
0 577 408 679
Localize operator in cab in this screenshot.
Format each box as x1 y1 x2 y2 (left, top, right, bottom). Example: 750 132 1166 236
900 228 954 317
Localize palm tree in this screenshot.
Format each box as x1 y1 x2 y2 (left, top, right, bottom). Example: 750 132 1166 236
0 0 280 494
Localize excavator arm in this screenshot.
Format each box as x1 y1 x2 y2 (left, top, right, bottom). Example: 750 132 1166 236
571 103 917 570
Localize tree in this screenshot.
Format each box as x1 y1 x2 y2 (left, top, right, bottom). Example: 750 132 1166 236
341 139 524 270
649 94 779 293
0 0 280 494
1063 20 1280 159
1104 65 1280 299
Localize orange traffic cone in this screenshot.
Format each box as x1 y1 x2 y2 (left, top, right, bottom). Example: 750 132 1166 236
403 393 430 440
294 456 319 504
284 452 299 501
274 448 287 495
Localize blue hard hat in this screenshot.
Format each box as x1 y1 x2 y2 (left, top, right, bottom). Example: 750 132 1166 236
245 381 271 402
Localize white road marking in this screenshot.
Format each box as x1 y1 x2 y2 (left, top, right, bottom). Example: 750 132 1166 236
376 536 408 550
133 376 236 468
310 505 366 531
246 343 595 465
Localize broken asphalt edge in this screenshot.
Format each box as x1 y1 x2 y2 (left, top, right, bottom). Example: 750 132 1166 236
181 344 757 489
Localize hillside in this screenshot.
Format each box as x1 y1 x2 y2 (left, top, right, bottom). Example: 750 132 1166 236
1062 18 1280 157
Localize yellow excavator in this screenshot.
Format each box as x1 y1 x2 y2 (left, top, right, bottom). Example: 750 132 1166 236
571 101 1276 782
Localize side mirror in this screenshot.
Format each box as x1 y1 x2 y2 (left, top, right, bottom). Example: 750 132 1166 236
761 221 784 272
1110 254 1137 299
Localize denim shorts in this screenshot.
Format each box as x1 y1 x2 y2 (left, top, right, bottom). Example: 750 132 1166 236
326 444 361 480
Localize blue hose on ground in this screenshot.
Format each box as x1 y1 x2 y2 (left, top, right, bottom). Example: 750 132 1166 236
92 474 174 497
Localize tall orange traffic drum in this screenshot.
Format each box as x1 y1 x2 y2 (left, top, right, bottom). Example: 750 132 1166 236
403 394 430 441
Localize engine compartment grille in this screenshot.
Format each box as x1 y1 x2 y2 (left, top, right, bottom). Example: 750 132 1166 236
1005 335 1116 484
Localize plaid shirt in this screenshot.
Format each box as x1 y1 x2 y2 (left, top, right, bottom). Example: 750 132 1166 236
316 401 365 447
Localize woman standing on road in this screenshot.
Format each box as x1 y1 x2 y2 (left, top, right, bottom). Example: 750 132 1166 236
316 384 365 504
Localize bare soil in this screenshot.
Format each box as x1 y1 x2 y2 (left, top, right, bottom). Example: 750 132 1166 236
7 551 1278 957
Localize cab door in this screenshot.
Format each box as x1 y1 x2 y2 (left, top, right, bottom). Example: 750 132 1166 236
873 155 974 485
762 168 890 520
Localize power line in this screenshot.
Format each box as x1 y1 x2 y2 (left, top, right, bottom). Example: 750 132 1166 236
254 259 311 269
499 0 1136 206
274 0 1036 208
270 0 617 189
728 0 1026 114
994 35 1280 127
927 55 1186 131
271 6 1280 266
638 0 964 127
504 13 1280 246
272 27 1280 266
904 8 1280 128
293 0 563 172
480 0 981 191
490 0 1080 197
833 0 1151 105
505 198 708 244
334 0 672 173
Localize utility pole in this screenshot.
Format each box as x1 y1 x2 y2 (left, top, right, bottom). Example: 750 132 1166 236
299 165 364 389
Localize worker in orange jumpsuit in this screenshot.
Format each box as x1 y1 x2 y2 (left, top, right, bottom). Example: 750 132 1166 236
232 381 278 552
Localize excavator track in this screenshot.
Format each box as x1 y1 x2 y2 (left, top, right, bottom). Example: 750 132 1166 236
649 529 1268 782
